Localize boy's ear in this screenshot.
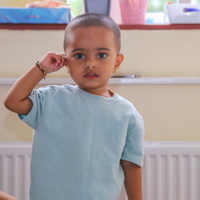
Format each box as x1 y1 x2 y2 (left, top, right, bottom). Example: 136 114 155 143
66 66 70 73
113 53 124 73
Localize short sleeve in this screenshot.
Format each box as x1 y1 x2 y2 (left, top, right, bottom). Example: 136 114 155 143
121 113 145 167
18 88 46 130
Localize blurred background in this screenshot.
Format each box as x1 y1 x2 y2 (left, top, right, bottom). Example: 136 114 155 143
1 0 200 23
1 1 200 199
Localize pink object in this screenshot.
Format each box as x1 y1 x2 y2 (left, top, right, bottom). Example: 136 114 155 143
119 0 148 24
110 0 122 24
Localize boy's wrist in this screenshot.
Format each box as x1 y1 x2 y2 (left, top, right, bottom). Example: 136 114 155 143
36 61 47 79
33 64 46 80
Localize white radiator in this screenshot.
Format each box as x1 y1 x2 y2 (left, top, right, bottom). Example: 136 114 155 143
0 141 200 200
0 142 31 200
143 141 200 200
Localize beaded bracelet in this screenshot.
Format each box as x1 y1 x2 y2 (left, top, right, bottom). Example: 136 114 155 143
36 61 47 79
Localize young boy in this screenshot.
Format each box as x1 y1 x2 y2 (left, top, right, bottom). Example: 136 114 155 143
4 13 145 200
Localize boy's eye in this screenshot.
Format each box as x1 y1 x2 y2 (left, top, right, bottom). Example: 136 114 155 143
98 53 107 59
74 53 107 59
74 53 85 59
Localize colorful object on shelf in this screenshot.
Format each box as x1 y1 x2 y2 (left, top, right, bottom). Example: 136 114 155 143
166 3 200 24
183 7 200 12
167 1 174 4
26 1 70 8
119 0 148 24
0 8 72 23
84 0 111 16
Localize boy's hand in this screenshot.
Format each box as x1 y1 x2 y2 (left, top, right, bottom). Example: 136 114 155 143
39 52 68 74
4 52 68 115
0 191 18 200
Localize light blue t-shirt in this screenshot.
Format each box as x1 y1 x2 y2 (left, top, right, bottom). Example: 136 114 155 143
19 84 145 200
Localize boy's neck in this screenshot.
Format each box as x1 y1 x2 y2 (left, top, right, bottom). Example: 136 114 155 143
78 86 113 98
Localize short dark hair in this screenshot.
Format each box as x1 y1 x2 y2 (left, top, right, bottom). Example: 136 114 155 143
63 13 121 54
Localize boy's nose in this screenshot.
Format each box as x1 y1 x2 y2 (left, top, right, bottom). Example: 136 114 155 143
84 61 97 69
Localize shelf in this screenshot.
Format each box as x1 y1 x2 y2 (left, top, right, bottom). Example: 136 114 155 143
1 24 200 30
1 77 200 85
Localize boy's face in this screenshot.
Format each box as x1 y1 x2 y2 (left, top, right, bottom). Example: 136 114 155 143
65 27 124 96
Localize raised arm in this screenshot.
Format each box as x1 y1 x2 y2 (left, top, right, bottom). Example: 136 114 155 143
4 52 67 115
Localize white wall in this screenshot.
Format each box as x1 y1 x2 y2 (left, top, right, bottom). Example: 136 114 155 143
0 29 200 141
1 29 200 77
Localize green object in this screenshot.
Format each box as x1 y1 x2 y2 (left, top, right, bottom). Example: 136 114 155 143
147 0 176 12
66 0 83 17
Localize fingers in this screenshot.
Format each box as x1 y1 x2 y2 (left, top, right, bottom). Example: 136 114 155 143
48 52 60 66
49 52 67 68
59 54 67 67
39 52 68 74
64 56 68 66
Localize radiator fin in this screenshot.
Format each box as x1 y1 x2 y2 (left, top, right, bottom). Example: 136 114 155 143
0 142 200 200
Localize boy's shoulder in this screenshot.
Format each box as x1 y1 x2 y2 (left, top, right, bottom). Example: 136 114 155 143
36 84 75 94
35 85 137 112
116 94 143 119
116 94 135 109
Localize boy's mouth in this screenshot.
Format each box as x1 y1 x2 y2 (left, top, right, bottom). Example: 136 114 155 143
84 72 99 79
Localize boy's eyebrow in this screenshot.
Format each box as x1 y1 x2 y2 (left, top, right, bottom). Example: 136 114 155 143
71 48 111 52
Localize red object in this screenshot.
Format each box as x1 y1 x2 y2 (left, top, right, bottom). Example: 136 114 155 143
45 1 60 7
2 24 200 30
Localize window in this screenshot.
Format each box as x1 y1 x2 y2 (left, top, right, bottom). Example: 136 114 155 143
148 0 175 12
147 0 200 24
66 0 83 17
67 0 200 24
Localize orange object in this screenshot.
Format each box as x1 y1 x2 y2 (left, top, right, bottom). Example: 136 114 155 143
26 1 70 8
167 1 174 4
